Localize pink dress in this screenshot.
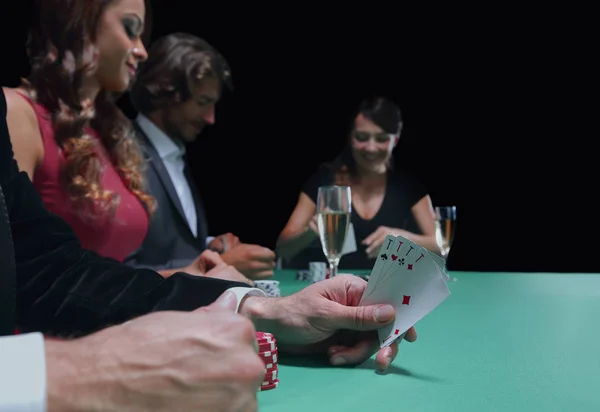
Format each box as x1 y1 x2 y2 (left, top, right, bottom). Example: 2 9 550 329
17 93 149 262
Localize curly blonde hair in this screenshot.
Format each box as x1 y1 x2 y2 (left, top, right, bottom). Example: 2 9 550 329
24 0 155 219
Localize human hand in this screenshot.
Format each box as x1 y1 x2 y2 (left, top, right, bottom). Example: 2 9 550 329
46 291 266 412
186 250 254 286
363 226 412 258
208 232 241 253
241 274 416 371
308 214 319 235
221 244 276 280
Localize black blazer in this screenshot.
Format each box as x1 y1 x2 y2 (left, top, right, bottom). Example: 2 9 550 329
0 90 249 337
0 183 16 336
124 121 209 271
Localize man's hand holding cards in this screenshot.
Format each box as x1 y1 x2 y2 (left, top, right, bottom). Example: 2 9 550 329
360 234 451 348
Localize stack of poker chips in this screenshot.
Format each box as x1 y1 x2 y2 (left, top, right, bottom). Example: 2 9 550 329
256 331 279 391
254 280 281 297
296 262 328 282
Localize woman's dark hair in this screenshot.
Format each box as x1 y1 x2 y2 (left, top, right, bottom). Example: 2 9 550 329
22 0 155 218
328 96 402 185
129 32 233 113
357 95 403 135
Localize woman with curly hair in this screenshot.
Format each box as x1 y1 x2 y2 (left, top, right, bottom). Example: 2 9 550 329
3 0 254 285
3 0 156 266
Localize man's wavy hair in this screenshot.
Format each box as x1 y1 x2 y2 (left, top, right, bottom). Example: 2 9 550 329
21 0 155 218
129 32 233 114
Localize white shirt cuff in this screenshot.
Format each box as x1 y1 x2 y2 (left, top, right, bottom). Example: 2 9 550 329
205 236 215 248
226 287 267 313
0 333 46 412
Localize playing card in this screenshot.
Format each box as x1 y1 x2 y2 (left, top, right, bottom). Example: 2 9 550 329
360 234 396 303
361 235 421 302
381 261 449 347
379 236 422 287
425 250 450 282
361 236 450 348
367 239 428 295
341 223 357 255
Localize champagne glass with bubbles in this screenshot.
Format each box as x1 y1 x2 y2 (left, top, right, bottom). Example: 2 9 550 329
316 185 352 278
434 206 457 281
434 206 457 258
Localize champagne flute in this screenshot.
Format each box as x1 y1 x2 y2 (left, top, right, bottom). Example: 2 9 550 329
434 206 457 281
434 206 457 259
316 185 352 278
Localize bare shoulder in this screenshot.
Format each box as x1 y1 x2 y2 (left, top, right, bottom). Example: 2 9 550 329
2 86 44 176
3 87 38 124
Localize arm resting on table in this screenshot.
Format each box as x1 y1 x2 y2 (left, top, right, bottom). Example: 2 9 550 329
276 226 319 261
5 168 251 336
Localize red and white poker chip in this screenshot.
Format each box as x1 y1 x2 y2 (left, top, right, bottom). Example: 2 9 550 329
256 331 279 391
258 379 280 391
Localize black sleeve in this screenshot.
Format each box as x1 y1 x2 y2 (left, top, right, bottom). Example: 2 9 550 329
123 253 193 272
301 166 333 203
0 90 250 337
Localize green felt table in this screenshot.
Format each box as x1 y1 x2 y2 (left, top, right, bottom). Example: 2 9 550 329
258 270 599 411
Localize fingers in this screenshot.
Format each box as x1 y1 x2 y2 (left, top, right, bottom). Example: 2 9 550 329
403 326 417 342
254 247 276 262
363 226 385 247
375 341 399 371
366 247 379 259
227 244 276 263
227 233 241 247
364 232 386 255
328 340 373 366
329 302 395 332
198 250 224 270
363 227 394 255
234 272 255 286
194 290 238 313
242 258 275 278
213 266 256 286
247 270 274 280
363 233 375 247
222 233 241 252
328 338 399 371
329 340 373 366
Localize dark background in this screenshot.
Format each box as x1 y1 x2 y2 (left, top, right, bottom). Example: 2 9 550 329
1 2 594 272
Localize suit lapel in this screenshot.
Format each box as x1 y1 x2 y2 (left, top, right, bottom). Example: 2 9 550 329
182 158 209 244
134 123 188 227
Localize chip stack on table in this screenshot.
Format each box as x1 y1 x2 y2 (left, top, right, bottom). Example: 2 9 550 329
296 262 329 282
309 261 328 282
295 269 310 281
254 280 280 297
256 332 279 391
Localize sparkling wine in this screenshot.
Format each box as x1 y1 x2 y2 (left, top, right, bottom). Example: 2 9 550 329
317 211 350 262
435 218 456 257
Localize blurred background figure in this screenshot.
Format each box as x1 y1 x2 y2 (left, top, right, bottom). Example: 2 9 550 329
2 0 251 283
277 96 439 269
3 0 156 264
127 32 276 280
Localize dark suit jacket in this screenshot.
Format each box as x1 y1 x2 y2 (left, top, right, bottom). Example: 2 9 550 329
0 183 16 336
0 90 250 337
124 121 209 271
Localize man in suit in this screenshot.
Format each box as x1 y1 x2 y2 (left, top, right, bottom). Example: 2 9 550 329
0 86 412 410
126 32 276 280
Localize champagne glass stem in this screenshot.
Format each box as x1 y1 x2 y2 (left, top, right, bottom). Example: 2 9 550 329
329 261 338 278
